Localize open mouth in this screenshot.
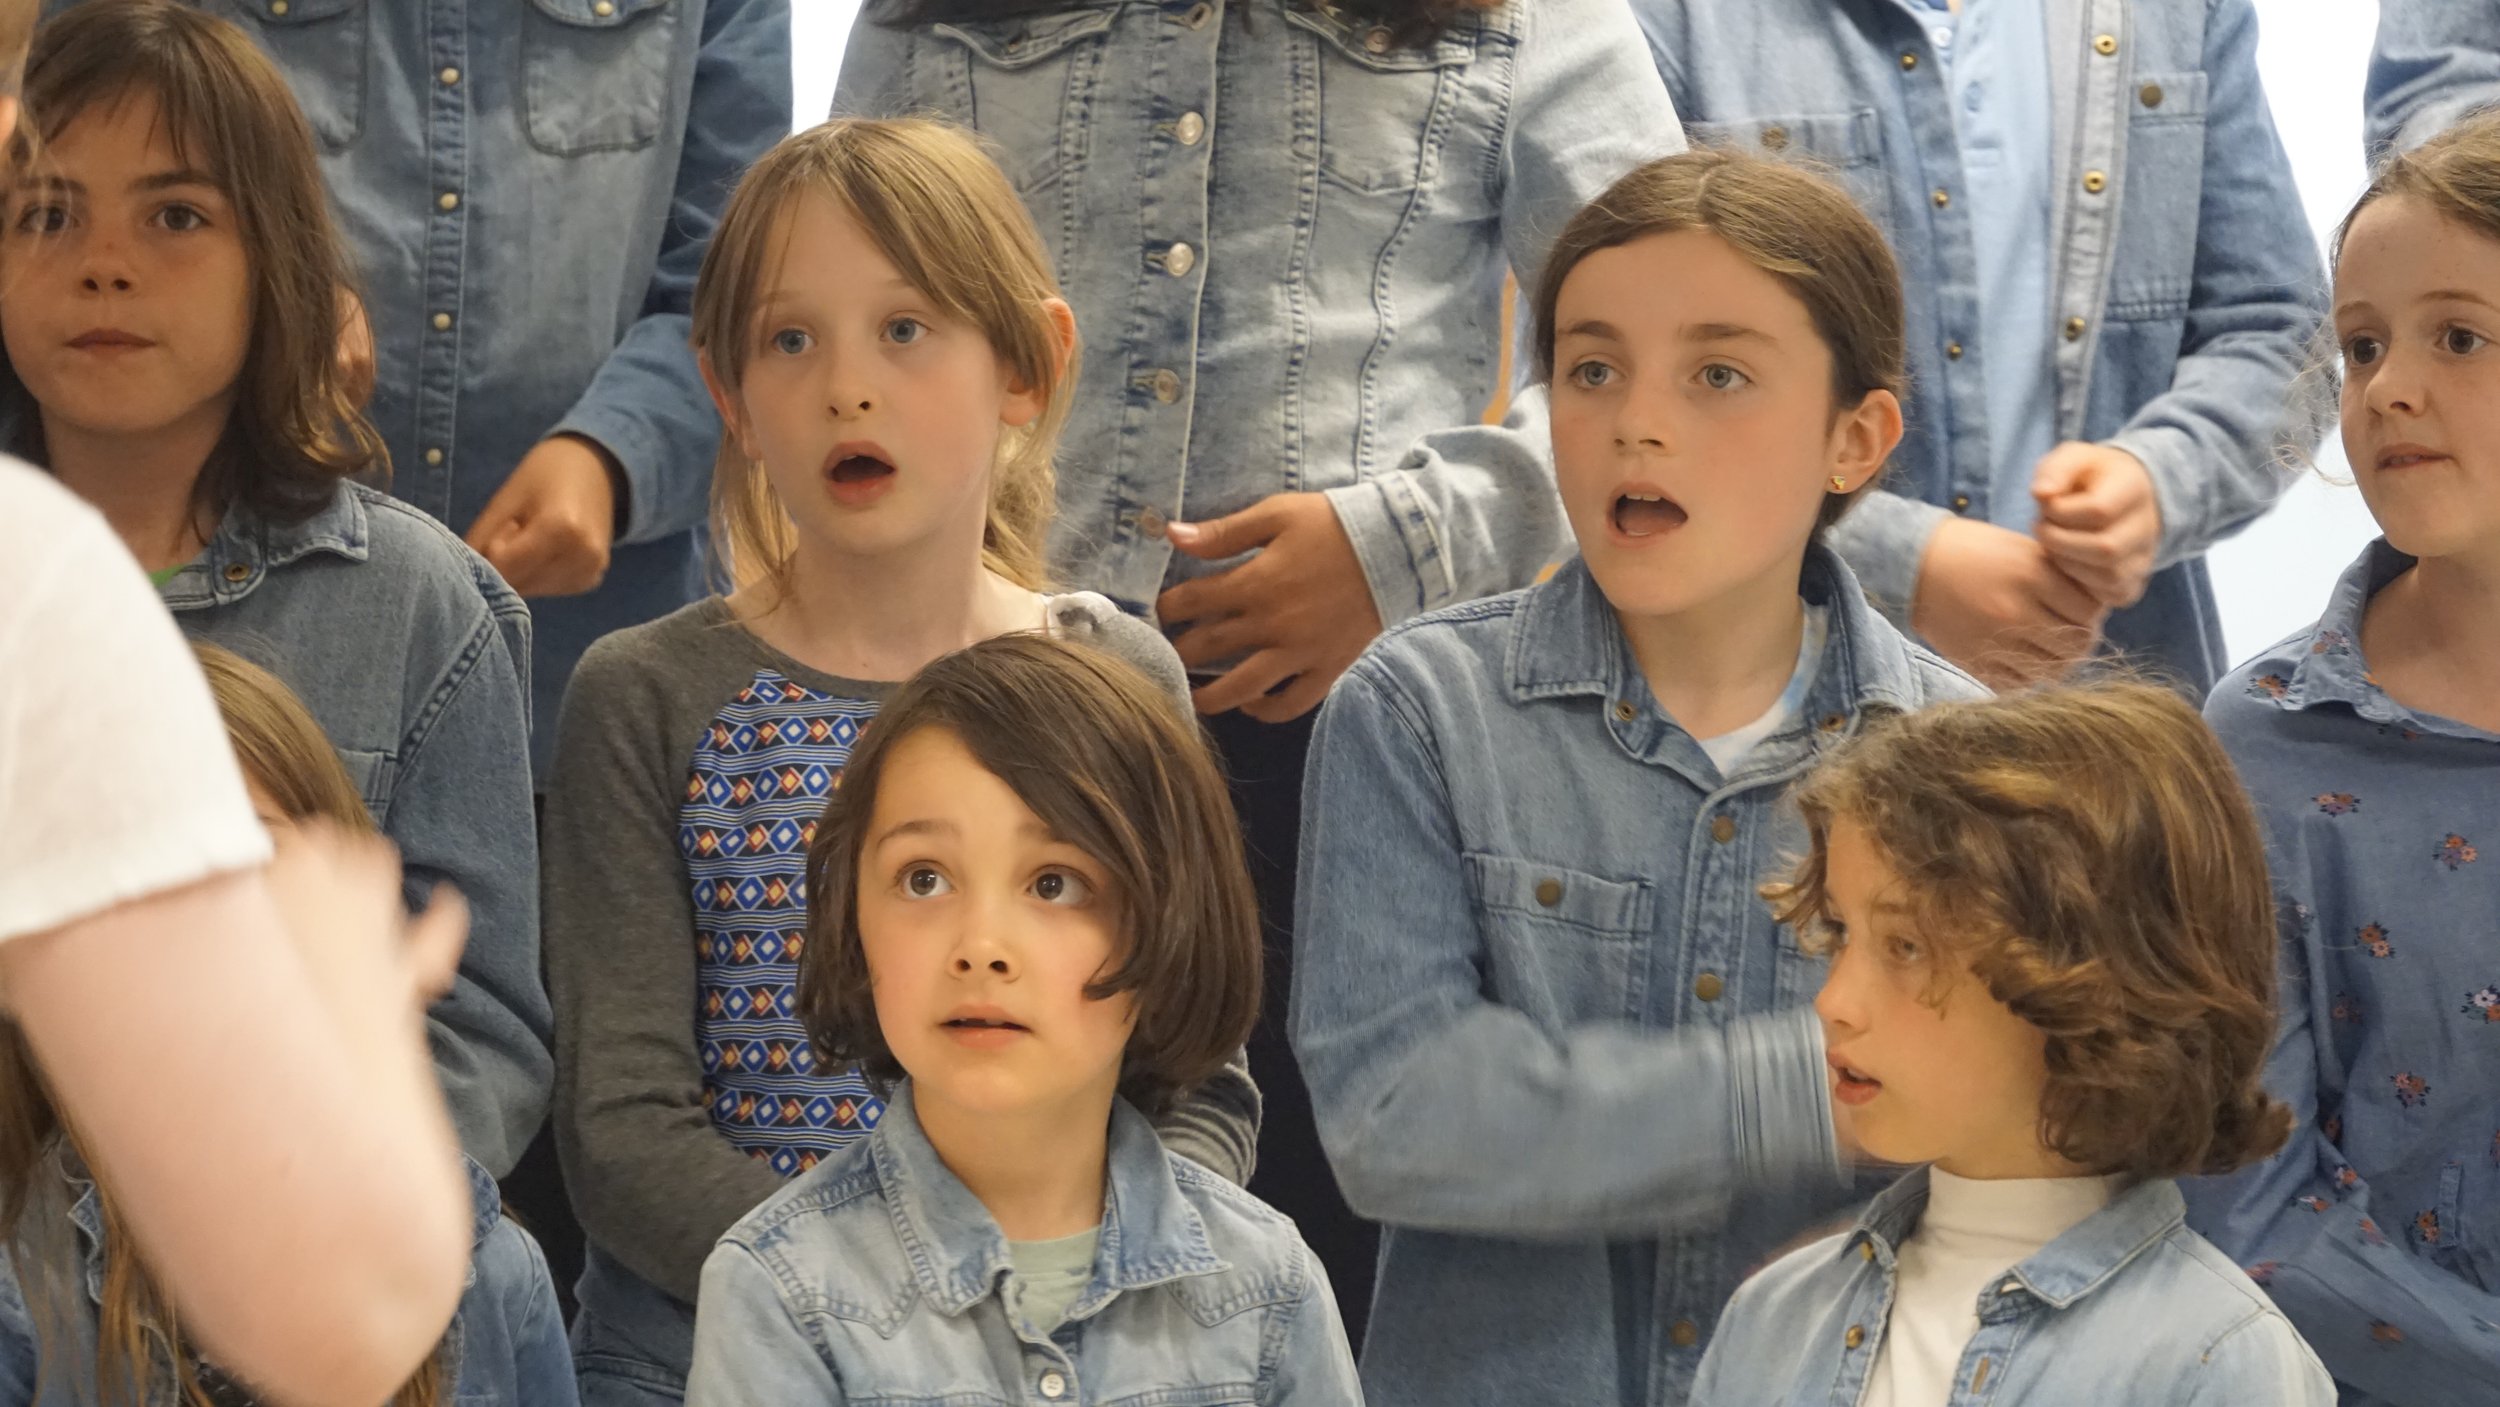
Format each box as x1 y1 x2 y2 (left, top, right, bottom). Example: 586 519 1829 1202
1611 490 1688 538
829 452 894 484
1829 1054 1882 1104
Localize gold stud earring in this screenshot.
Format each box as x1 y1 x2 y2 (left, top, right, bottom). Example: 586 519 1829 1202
1829 475 1849 492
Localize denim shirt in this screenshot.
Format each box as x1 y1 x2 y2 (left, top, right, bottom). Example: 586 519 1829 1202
2182 542 2500 1407
1291 545 1985 1407
159 481 550 1178
184 0 792 771
0 1148 578 1406
2368 0 2500 156
1689 1170 2334 1406
1631 0 2329 693
833 0 1679 627
684 1083 1360 1406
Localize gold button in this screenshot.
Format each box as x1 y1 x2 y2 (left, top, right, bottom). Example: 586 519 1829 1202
2083 170 2108 195
1136 506 1166 537
1535 878 1563 908
1899 52 1917 71
593 0 615 14
1952 493 1972 511
1164 241 1196 277
2094 33 2118 56
1184 2 1212 27
2140 83 2164 109
1175 111 1205 146
1710 815 1736 845
439 67 461 85
431 312 453 331
424 447 445 466
1669 1319 1699 1348
1819 714 1846 733
437 191 459 211
1846 1324 1866 1349
221 561 250 583
1362 25 1392 53
1760 125 1789 152
1931 188 1950 209
269 0 288 13
1694 973 1724 1002
1946 341 1964 360
1150 368 1181 403
1613 701 1637 723
2065 315 2088 341
1858 1240 1876 1261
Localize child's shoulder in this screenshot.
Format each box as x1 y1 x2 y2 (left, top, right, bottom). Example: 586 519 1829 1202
342 483 522 620
2119 1223 2329 1389
718 1137 892 1258
1162 1153 1330 1304
1340 585 1534 699
2203 621 2330 740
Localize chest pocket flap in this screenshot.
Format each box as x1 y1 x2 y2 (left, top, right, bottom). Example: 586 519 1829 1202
930 6 1119 68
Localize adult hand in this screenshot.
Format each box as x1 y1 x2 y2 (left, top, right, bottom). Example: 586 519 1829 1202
1155 491 1385 722
2030 441 2162 610
465 434 624 597
335 287 375 410
1911 517 2108 690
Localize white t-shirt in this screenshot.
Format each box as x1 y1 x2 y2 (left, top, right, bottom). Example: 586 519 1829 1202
0 461 270 943
1864 1167 2126 1407
1697 604 1830 776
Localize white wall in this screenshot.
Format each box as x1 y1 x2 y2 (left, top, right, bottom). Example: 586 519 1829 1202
787 0 2385 663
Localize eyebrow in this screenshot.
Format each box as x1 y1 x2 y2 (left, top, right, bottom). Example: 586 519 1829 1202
1558 318 1624 342
869 814 1060 848
2337 289 2500 320
20 168 222 197
1685 322 1775 347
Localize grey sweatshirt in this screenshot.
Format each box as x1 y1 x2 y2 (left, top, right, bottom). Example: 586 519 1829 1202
544 592 1262 1303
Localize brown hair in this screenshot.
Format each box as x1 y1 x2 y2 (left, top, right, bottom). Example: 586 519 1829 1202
799 635 1261 1116
692 117 1069 603
1532 146 1906 532
2338 108 2500 263
0 0 385 531
0 643 444 1407
1760 681 2292 1181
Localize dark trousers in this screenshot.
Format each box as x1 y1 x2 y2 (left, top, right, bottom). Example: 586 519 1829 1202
1204 708 1378 1350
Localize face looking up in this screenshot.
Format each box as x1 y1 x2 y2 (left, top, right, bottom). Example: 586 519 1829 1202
1545 228 1899 623
854 726 1138 1123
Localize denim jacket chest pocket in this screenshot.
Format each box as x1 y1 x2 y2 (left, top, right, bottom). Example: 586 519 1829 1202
521 0 684 156
919 8 1120 199
1686 109 1890 242
1465 854 1652 1031
2108 71 2211 319
1281 6 1480 197
209 0 365 151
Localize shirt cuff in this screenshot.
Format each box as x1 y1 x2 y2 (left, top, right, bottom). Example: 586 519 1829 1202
550 401 669 547
2101 427 2204 573
1726 1007 1844 1189
1825 491 1954 630
1325 476 1436 629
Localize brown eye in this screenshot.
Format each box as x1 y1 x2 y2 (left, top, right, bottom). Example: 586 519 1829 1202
1031 868 1093 906
903 865 948 898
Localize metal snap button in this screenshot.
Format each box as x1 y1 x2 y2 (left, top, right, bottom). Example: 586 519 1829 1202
222 562 250 584
2082 169 2108 195
1175 110 1206 146
1534 878 1563 908
1612 700 1636 723
2140 82 2164 108
1362 25 1391 53
1760 125 1789 151
1693 973 1723 1002
1038 1370 1068 1400
2094 33 2118 56
1164 241 1197 277
1150 368 1182 402
1710 815 1736 845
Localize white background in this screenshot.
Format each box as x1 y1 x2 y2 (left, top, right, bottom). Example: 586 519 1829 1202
785 0 2386 663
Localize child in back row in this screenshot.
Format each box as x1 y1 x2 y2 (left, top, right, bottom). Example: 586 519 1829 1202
542 118 1259 1403
1291 146 1985 1407
1690 682 2331 1406
686 636 1357 1403
0 642 575 1407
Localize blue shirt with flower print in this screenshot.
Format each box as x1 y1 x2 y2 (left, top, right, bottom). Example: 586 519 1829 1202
2183 540 2500 1407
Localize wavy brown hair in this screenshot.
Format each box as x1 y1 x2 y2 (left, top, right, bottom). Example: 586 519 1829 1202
0 644 444 1407
0 0 384 532
1760 681 2293 1181
799 635 1261 1117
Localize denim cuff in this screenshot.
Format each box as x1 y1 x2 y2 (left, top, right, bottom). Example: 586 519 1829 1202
2103 425 2261 574
552 398 670 547
1725 1007 1843 1189
1327 477 1436 629
1825 490 1952 630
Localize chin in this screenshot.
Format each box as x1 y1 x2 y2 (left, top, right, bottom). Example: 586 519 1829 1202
1578 551 1720 621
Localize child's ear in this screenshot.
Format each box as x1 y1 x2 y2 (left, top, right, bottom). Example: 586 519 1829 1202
699 349 762 465
1001 297 1079 431
1826 387 1904 497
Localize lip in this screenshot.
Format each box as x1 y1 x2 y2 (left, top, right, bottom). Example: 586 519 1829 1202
2373 442 2451 472
1605 480 1689 547
1827 1050 1882 1107
823 439 896 508
66 328 153 351
940 1003 1029 1049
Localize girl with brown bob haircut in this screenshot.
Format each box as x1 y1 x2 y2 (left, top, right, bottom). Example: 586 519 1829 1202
685 636 1357 1402
1689 681 2331 1406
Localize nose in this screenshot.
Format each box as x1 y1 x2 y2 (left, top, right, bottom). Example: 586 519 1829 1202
2362 344 2425 421
946 899 1019 980
1812 933 1867 1036
1610 386 1672 456
823 344 874 419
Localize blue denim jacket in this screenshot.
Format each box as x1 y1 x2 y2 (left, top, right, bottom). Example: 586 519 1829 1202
1631 0 2328 693
834 0 1679 626
0 1148 578 1406
2182 542 2500 1407
1690 1170 2334 1406
1291 545 1986 1407
186 0 792 771
160 481 550 1178
684 1083 1360 1406
2368 1 2500 156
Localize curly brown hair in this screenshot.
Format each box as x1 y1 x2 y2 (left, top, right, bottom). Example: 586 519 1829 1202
798 634 1261 1116
1760 681 2293 1181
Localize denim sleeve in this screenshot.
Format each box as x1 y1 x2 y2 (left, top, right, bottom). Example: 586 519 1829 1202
1822 490 1953 630
483 1217 584 1406
686 1241 847 1406
1291 666 1842 1237
2184 1310 2337 1407
1263 1244 1363 1405
2099 0 2326 574
393 599 552 1179
1326 0 1682 627
2182 906 2500 1405
550 0 793 547
2366 0 2500 157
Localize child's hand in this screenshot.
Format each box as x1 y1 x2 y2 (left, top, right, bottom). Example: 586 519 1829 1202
465 434 624 598
1157 491 1385 722
2030 441 2162 609
334 287 374 410
1910 518 2107 690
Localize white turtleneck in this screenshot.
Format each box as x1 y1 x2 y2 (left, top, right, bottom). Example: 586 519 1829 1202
1863 1167 2127 1407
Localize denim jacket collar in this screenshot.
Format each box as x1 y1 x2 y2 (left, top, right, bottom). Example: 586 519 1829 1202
1850 1167 2187 1314
871 1082 1230 1319
1505 543 1936 724
159 483 370 611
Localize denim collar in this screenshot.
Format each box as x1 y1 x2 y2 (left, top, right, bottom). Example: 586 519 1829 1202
870 1081 1229 1319
1850 1167 2186 1314
157 482 369 610
1505 543 1933 725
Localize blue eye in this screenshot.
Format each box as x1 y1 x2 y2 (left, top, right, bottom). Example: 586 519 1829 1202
1699 363 1750 392
887 317 926 345
1567 360 1615 389
770 328 811 356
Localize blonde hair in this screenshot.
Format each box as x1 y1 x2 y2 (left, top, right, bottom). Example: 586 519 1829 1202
691 117 1073 600
0 644 444 1407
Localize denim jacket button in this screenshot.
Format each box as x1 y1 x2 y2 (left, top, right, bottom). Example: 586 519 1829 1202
1710 815 1736 845
222 561 251 584
1759 125 1788 151
1612 700 1636 722
1857 1240 1875 1262
1151 368 1183 402
1898 52 1917 71
1846 1324 1865 1349
1137 507 1167 538
2082 170 2108 195
2094 33 2119 56
1039 1370 1069 1399
1951 493 1972 512
1945 341 1964 360
1534 878 1563 908
1164 241 1197 277
1693 972 1722 1002
2140 83 2165 108
2064 316 2088 341
1184 2 1212 28
1175 110 1206 146
1362 25 1392 53
1669 1319 1699 1348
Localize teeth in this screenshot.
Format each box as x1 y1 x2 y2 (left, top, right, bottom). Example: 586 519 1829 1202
1623 492 1663 502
